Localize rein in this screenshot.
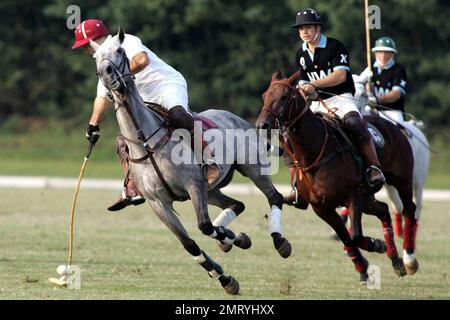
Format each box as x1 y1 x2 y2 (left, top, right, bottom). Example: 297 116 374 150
263 79 332 200
102 52 182 201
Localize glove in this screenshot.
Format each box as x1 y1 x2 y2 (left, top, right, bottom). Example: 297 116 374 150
85 124 100 145
367 94 379 108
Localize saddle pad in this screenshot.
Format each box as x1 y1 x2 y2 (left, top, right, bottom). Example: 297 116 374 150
367 123 385 148
193 114 219 131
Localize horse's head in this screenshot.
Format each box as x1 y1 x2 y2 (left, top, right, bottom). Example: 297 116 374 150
256 70 307 131
90 26 133 95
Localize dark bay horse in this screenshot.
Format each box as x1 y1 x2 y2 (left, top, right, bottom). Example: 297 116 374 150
256 71 419 282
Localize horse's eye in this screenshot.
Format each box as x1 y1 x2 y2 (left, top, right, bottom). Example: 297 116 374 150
280 95 288 101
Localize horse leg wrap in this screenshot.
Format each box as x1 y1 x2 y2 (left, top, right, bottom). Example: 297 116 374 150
344 246 369 274
213 226 236 245
403 216 418 253
382 221 398 258
213 208 237 228
393 211 403 237
194 251 223 278
268 205 282 234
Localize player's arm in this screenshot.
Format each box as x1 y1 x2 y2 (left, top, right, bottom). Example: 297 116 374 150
379 67 407 104
378 89 402 104
89 96 111 125
310 69 347 88
130 52 149 74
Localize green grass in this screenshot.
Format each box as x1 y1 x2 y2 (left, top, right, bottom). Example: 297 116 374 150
0 189 449 299
0 118 448 187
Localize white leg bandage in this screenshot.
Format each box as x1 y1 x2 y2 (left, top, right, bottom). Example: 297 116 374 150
194 252 206 264
213 208 237 227
268 205 282 234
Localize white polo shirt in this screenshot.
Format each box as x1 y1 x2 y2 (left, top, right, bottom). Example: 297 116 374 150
97 34 189 109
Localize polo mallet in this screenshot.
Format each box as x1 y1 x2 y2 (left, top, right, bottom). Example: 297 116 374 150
49 141 95 287
364 0 374 87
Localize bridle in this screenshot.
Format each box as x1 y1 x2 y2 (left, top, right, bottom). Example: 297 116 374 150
98 48 169 151
261 77 330 201
96 47 181 201
98 49 135 91
261 80 310 130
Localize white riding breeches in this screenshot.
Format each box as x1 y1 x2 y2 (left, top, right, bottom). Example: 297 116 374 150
146 82 190 112
310 93 360 119
379 110 405 123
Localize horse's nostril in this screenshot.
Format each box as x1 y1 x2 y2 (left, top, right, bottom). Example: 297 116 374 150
262 122 269 130
106 66 113 74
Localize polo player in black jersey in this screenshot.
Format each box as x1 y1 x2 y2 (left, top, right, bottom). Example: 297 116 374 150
292 8 385 191
355 36 407 123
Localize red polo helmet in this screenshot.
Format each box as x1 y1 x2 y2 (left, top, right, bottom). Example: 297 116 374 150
72 19 109 49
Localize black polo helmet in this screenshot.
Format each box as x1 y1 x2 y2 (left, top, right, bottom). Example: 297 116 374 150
291 8 322 28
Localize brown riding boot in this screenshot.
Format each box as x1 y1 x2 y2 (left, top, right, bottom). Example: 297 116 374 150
190 127 222 187
359 139 385 192
108 159 145 212
200 138 222 186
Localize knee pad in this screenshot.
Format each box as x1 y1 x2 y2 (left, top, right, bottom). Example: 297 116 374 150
169 106 194 131
115 134 129 164
342 112 371 144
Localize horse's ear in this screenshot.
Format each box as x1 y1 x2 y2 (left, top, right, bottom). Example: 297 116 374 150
288 71 300 84
117 26 125 44
271 70 282 81
89 39 100 52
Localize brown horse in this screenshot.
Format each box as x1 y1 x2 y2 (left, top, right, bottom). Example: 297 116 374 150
256 71 419 282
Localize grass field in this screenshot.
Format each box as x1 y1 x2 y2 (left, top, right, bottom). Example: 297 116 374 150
0 189 449 300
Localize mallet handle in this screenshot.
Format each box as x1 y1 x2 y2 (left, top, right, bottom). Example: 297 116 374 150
68 142 94 266
364 0 373 77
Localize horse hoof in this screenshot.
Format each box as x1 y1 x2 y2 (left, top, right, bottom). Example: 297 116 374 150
217 240 233 253
234 233 252 250
222 276 240 295
276 238 292 259
403 250 419 275
359 272 369 285
374 239 387 254
390 254 407 277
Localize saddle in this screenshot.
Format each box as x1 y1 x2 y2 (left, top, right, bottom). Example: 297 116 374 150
144 102 219 132
316 112 385 187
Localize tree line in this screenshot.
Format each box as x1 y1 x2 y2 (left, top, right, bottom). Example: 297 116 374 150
0 0 449 131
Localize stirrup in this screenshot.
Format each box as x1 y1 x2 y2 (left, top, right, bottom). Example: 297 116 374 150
201 159 222 172
367 165 385 191
107 190 145 212
367 165 385 179
201 159 222 185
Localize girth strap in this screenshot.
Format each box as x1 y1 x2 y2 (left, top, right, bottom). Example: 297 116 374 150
120 97 182 201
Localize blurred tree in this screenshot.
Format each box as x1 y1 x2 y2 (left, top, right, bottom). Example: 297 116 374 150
0 0 448 130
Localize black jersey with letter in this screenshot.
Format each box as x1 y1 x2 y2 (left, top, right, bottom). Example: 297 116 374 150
371 61 407 112
295 35 355 99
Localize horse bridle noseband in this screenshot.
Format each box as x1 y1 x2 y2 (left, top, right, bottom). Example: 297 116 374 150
261 80 310 130
97 48 182 201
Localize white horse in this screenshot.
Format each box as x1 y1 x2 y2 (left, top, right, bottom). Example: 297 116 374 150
353 76 430 239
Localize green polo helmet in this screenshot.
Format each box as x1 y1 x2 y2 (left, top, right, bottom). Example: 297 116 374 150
372 36 398 53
